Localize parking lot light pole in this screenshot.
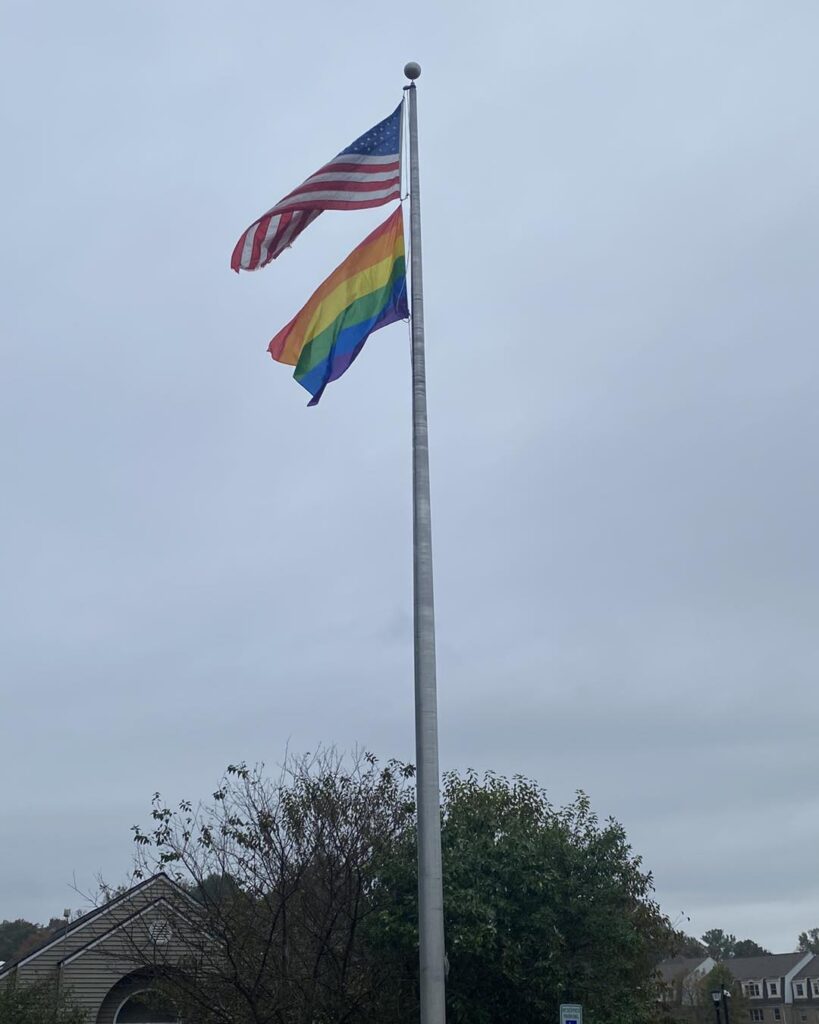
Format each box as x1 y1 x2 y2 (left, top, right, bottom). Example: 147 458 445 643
711 989 723 1024
722 987 732 1024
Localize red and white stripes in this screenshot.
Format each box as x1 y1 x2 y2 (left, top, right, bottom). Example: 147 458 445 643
231 154 401 272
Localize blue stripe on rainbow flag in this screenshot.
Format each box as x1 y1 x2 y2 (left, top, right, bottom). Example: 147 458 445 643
298 274 408 405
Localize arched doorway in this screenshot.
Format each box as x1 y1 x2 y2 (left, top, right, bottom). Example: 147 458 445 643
114 989 178 1023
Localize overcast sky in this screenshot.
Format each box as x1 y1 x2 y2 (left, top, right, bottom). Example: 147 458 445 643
1 0 817 953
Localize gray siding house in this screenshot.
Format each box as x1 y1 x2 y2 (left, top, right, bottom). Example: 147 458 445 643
657 955 718 1008
726 952 818 1024
0 873 198 1023
657 953 819 1024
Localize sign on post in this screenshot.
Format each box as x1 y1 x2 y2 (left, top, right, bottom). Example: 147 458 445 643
560 1003 583 1024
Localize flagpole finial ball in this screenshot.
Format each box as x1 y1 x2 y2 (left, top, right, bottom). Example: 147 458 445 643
404 62 422 80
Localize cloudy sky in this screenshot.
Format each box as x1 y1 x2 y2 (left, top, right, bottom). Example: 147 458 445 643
2 0 817 953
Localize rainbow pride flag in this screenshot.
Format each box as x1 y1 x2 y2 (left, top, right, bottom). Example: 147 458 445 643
268 208 408 405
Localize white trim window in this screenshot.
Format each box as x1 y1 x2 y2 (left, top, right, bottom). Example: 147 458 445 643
811 979 819 998
746 982 763 998
767 980 780 998
772 1010 781 1022
750 1010 765 1023
794 982 807 999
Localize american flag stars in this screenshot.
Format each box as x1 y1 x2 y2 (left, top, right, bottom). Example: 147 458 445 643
232 104 403 272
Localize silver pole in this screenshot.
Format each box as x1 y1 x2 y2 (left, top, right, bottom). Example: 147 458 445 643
404 61 446 1024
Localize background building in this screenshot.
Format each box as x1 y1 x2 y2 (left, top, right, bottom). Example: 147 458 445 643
0 874 193 1023
659 952 819 1024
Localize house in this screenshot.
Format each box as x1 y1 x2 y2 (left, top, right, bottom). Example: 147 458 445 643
658 955 718 1008
784 954 819 1024
0 873 199 1023
723 952 818 1024
657 952 819 1024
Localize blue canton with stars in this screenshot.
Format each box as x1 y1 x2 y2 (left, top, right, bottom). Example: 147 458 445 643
340 104 402 156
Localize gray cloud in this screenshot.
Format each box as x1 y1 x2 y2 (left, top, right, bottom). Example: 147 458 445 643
1 0 817 956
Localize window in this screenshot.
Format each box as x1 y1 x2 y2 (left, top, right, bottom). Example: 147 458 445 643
773 1011 781 1022
115 990 177 1023
798 1013 807 1024
747 982 762 998
812 980 819 998
767 981 780 997
794 982 806 999
146 920 172 945
750 1010 765 1023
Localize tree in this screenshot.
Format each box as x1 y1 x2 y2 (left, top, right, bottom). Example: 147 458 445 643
696 965 749 1024
798 928 819 954
733 939 770 957
124 754 673 1024
671 932 707 958
698 930 770 961
0 975 85 1024
13 922 67 962
0 919 67 964
701 929 737 960
370 769 672 1024
0 921 40 963
124 751 418 1024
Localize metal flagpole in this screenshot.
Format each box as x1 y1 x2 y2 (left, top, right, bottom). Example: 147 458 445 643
403 61 446 1024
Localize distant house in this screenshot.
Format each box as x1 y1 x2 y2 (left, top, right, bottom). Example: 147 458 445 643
724 950 814 1024
657 952 819 1024
0 873 198 1023
724 953 819 1024
791 956 819 1020
658 955 717 1007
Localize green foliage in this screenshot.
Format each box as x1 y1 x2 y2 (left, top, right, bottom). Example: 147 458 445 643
0 919 66 964
0 976 85 1024
369 769 672 1024
648 1006 678 1024
699 966 749 1023
670 932 707 958
732 939 770 957
128 751 419 1024
0 921 41 962
699 929 771 960
127 754 674 1024
702 963 733 989
798 928 819 954
701 929 737 960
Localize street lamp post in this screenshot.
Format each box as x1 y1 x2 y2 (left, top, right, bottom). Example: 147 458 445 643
721 988 732 1024
711 989 724 1024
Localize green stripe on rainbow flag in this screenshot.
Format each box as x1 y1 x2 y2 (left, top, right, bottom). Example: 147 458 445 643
268 207 408 405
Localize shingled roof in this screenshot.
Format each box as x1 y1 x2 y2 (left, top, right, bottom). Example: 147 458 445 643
724 952 808 980
793 954 819 980
658 956 712 983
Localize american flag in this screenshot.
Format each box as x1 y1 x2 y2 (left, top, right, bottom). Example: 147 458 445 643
231 103 403 273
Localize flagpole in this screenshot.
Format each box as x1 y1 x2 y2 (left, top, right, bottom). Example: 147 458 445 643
404 61 446 1024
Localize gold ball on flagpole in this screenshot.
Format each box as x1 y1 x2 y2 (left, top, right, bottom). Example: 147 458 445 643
404 62 422 80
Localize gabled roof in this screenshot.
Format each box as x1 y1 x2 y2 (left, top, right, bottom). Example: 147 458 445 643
61 895 201 966
725 953 807 980
793 954 819 980
658 957 712 983
0 873 196 977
